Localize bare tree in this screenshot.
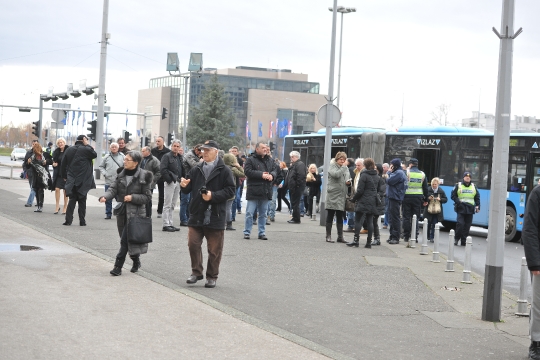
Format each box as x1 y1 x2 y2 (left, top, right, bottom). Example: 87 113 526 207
430 104 451 126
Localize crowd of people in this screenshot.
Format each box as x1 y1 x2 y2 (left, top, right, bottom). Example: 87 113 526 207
21 137 483 289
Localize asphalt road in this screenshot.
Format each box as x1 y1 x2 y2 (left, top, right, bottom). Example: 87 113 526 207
0 178 531 359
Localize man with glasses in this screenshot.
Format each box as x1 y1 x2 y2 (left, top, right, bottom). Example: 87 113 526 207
180 140 235 288
159 140 183 232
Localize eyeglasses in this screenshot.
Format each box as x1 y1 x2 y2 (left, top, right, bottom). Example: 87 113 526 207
124 159 134 162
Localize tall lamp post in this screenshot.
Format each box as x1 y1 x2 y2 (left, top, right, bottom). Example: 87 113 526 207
243 101 253 152
328 6 356 108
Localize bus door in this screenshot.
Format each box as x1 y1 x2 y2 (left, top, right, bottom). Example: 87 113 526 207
506 152 528 241
413 149 440 184
527 153 540 194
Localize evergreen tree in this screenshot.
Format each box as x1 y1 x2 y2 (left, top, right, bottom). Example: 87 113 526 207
186 74 241 150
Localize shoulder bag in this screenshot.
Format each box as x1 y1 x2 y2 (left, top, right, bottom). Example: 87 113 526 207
127 216 153 244
428 200 441 214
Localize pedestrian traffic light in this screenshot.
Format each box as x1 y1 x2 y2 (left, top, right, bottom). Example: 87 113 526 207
269 141 276 152
32 121 41 138
141 136 150 147
161 107 168 120
167 133 173 146
87 120 97 140
124 130 131 143
108 138 113 145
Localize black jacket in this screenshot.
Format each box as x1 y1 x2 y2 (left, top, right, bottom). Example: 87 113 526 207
422 186 448 221
52 146 69 187
151 146 171 183
159 151 183 184
306 173 322 198
523 185 540 271
181 157 235 229
60 141 97 197
244 153 277 200
286 160 307 193
351 169 380 215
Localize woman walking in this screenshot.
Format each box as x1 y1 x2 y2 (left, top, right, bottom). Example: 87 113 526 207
347 158 380 248
325 152 350 243
305 164 321 217
371 163 386 246
51 137 69 214
27 142 53 212
276 161 291 213
423 177 447 242
99 151 153 276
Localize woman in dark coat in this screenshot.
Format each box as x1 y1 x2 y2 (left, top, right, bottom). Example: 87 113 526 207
27 142 53 213
422 177 448 242
99 151 153 276
371 163 386 246
276 161 291 212
305 163 321 217
347 158 380 248
51 137 69 214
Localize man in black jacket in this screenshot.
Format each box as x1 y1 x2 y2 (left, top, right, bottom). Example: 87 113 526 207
180 140 235 288
522 185 540 359
285 151 307 224
23 139 39 207
242 142 277 240
159 140 183 232
151 136 171 218
60 135 97 226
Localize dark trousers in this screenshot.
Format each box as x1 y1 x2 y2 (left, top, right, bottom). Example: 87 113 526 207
145 189 153 218
402 196 423 240
157 181 165 214
354 211 373 240
372 215 380 239
188 226 224 280
65 186 87 224
426 213 439 240
276 187 290 212
290 188 303 222
455 212 474 244
388 198 402 241
326 209 345 225
114 214 138 267
35 186 45 207
307 192 319 216
105 184 112 217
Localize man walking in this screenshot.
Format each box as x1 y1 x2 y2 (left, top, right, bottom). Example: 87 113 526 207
180 144 202 226
98 142 124 219
23 139 39 207
386 158 407 244
141 146 161 217
160 140 183 232
180 140 235 288
151 136 170 218
60 135 97 226
451 171 480 246
229 146 245 222
402 158 428 242
243 142 276 240
285 151 306 224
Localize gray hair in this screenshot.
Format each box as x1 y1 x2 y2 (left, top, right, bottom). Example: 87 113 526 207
171 139 182 147
141 146 151 152
110 142 119 148
56 137 66 146
127 150 142 164
355 158 364 165
290 151 301 159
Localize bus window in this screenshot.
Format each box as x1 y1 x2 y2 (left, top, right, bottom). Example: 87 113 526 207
462 160 490 188
508 163 527 192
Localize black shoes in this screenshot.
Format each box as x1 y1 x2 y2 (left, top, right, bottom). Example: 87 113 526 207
530 341 540 360
346 240 359 247
226 221 236 231
24 204 32 207
454 239 459 246
104 216 111 220
62 222 71 226
80 221 86 226
258 234 268 240
162 226 176 232
186 275 204 284
388 239 399 244
287 219 300 224
372 238 381 246
173 227 180 231
130 258 141 273
336 236 347 243
365 240 372 249
34 207 42 213
110 267 122 276
205 279 216 288
180 222 188 226
243 234 250 239
326 235 335 243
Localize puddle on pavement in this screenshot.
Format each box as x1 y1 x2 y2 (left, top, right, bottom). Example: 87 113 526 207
0 244 43 252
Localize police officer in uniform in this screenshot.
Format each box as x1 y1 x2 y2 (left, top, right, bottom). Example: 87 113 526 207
402 158 428 242
451 171 480 246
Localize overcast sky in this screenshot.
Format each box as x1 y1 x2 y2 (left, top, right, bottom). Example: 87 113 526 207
1 0 539 138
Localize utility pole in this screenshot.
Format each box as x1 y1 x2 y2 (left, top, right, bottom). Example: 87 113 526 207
95 0 109 176
482 0 522 322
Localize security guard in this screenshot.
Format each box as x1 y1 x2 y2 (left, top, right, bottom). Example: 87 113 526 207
451 171 480 246
402 158 428 242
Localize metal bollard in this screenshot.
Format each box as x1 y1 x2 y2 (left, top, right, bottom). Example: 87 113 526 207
432 223 440 262
420 218 429 255
445 229 455 272
516 257 529 316
408 214 417 248
461 237 473 283
311 197 317 221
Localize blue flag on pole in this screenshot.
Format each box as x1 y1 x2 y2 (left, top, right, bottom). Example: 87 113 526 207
126 109 129 127
62 112 67 126
258 121 262 137
77 108 81 126
72 111 76 126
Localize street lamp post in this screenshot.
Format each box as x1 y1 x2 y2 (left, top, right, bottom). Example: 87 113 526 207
243 100 253 152
328 6 356 108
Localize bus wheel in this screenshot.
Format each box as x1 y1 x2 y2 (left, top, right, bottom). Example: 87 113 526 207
505 206 518 242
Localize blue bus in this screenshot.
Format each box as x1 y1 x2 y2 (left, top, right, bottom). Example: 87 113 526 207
284 126 540 242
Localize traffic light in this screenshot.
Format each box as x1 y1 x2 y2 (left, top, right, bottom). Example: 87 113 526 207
87 120 97 140
31 121 41 138
161 107 168 120
141 136 150 148
167 133 173 146
124 130 131 143
108 138 113 145
269 141 276 152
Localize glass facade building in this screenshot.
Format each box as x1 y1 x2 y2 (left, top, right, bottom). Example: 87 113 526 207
148 67 320 136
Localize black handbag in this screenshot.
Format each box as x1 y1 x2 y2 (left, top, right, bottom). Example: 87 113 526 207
127 216 153 244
